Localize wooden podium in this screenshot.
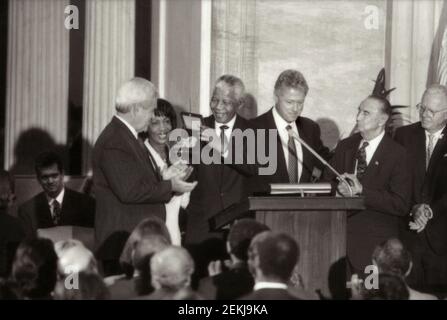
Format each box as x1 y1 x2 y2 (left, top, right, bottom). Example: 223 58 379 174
37 226 95 252
210 196 365 298
250 196 364 298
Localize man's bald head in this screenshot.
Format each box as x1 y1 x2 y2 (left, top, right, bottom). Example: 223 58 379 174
420 84 447 133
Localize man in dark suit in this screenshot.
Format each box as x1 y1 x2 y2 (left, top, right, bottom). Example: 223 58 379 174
18 151 95 238
93 78 196 275
326 96 411 275
394 84 447 294
241 231 300 300
198 219 269 300
251 69 330 190
185 75 257 280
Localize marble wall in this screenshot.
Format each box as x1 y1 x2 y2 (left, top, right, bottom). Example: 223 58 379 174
212 0 387 149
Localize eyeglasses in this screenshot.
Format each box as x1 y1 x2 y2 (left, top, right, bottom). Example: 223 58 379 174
416 103 447 117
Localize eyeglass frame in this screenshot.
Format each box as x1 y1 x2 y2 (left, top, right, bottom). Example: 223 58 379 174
416 103 447 117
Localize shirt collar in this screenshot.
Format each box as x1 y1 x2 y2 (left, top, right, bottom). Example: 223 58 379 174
361 130 385 149
115 115 139 140
254 281 288 291
214 115 237 131
425 126 445 140
272 106 297 132
47 188 65 206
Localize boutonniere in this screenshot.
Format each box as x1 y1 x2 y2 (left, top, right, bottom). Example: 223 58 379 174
443 153 447 158
374 161 379 166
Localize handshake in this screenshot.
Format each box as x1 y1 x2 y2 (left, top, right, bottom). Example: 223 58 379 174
161 161 197 194
408 203 433 233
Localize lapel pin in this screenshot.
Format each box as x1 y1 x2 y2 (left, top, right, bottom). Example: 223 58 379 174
375 161 379 166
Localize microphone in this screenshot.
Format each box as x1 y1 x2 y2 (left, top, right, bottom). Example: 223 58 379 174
286 127 354 197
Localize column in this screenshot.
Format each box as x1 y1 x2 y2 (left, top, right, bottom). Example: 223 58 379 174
82 0 135 173
5 0 70 173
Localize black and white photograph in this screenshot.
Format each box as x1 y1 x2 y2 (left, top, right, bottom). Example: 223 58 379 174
1 0 447 304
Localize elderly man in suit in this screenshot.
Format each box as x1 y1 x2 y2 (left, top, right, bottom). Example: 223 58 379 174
251 69 330 190
325 96 411 276
93 77 196 275
394 84 447 294
185 75 257 281
18 151 95 238
241 231 300 300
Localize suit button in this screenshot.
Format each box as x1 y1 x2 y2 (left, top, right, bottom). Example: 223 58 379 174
220 193 224 196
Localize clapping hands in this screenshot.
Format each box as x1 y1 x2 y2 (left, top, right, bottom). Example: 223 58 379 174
409 204 432 233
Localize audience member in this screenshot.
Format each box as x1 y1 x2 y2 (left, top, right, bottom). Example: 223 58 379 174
53 272 110 300
18 151 95 238
11 238 58 299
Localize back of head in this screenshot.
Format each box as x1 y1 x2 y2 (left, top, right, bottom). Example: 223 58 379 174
228 219 270 261
363 273 409 300
0 170 15 210
120 216 171 267
249 231 299 283
12 238 58 299
115 77 158 114
151 246 195 292
372 238 411 277
274 69 309 95
55 240 98 276
132 234 170 272
54 272 110 300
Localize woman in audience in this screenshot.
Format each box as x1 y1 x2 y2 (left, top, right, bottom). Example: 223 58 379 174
142 98 191 245
11 238 58 299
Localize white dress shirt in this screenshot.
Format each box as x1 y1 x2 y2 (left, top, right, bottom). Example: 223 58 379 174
254 281 288 291
214 115 237 158
355 130 385 174
272 107 303 182
425 126 445 155
46 188 65 220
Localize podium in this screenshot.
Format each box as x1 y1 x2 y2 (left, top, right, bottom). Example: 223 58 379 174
210 196 364 298
37 226 95 252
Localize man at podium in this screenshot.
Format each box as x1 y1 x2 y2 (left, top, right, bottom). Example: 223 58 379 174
325 95 411 275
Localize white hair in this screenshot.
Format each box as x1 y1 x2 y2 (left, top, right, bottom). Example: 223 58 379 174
115 77 158 113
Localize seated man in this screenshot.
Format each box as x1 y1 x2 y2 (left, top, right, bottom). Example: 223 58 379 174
372 238 437 300
242 231 300 300
18 151 95 237
198 218 270 300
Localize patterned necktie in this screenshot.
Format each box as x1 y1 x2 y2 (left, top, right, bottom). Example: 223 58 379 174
52 199 61 225
356 141 369 181
286 125 299 183
426 134 435 170
220 125 229 154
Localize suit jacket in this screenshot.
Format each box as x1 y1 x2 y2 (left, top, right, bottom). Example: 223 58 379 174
93 117 172 260
197 262 254 300
18 188 95 238
325 133 411 271
185 115 257 245
394 123 447 255
240 288 300 300
0 209 25 277
250 108 330 190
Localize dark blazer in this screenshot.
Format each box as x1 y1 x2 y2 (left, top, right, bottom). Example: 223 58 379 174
93 117 172 260
0 209 25 277
185 115 257 245
197 262 254 300
18 188 95 238
325 133 411 271
251 108 330 189
241 288 300 300
394 123 447 255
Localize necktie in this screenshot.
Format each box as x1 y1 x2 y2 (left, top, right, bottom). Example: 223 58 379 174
52 199 61 225
286 125 298 183
356 141 369 181
426 134 435 170
220 125 229 154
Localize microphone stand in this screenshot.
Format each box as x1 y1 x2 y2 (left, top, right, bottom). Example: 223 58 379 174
286 128 354 197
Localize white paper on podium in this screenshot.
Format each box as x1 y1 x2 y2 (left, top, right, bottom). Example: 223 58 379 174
270 183 331 195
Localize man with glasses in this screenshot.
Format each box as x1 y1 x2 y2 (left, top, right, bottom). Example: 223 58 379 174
395 84 447 295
